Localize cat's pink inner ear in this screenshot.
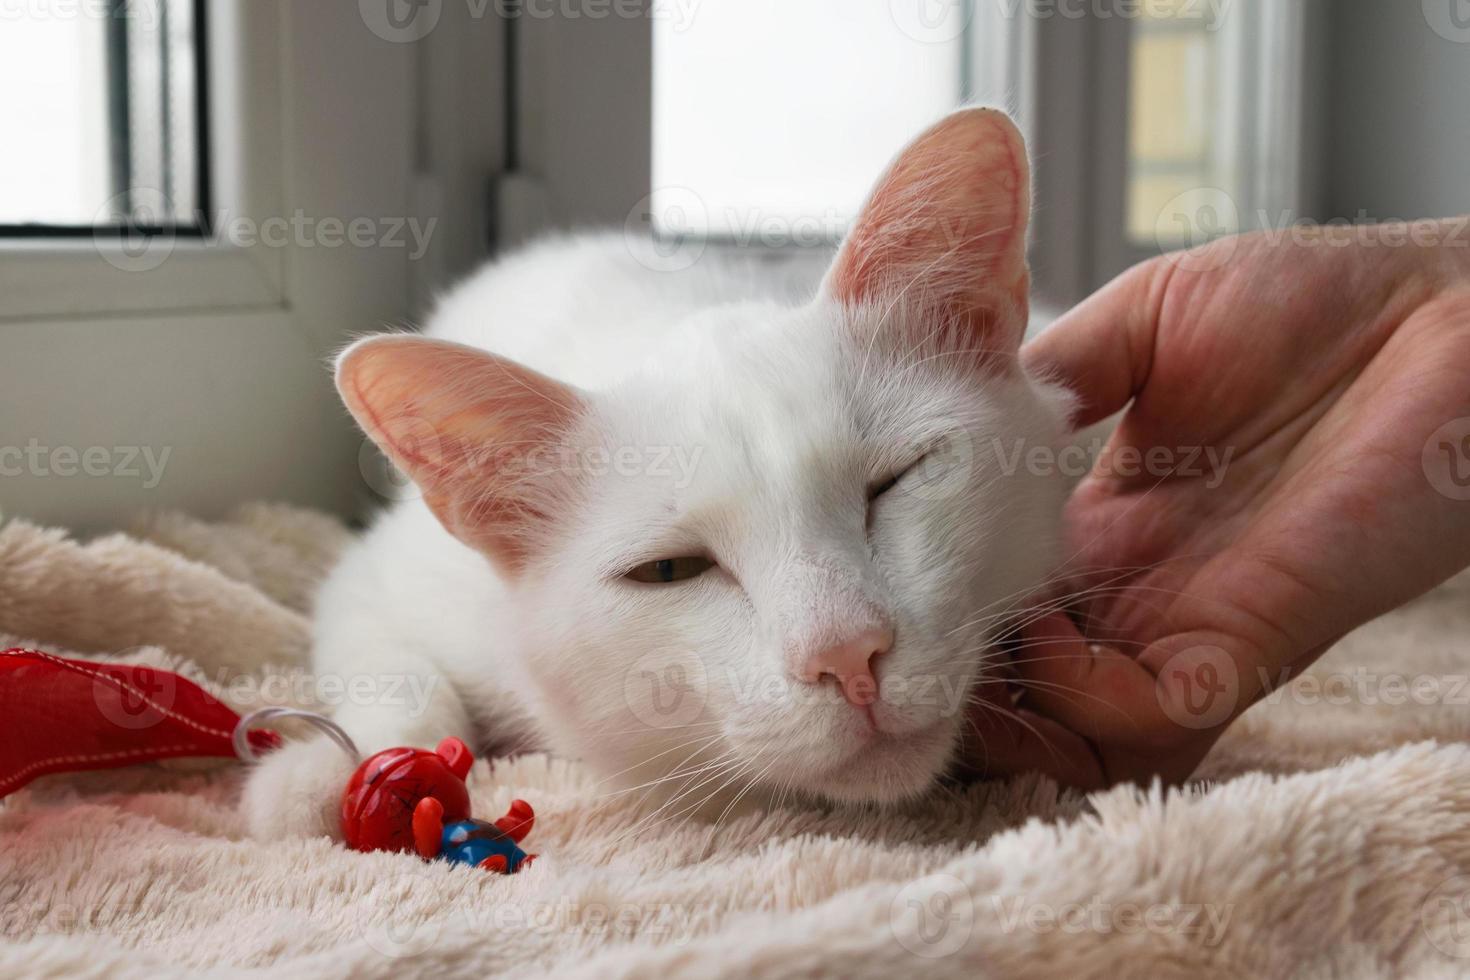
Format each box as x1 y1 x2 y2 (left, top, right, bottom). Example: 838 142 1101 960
825 108 1031 355
336 335 583 571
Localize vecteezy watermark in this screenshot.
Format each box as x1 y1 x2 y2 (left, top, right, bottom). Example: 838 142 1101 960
1154 645 1240 731
625 187 709 273
91 663 183 732
1 895 145 940
993 0 1232 24
625 191 1014 272
358 0 700 44
622 656 973 730
216 670 443 716
720 207 849 250
1156 196 1470 273
897 430 977 504
888 0 972 44
94 192 438 273
1423 418 1470 502
992 895 1233 946
891 874 974 958
623 652 711 729
0 440 171 489
1423 0 1470 44
359 431 706 502
1258 667 1470 709
1254 213 1470 251
989 437 1235 488
891 0 1232 44
90 663 445 731
727 670 969 717
625 192 856 272
1423 874 1470 959
357 870 448 959
1154 659 1470 735
0 0 161 26
92 190 177 273
1154 187 1242 272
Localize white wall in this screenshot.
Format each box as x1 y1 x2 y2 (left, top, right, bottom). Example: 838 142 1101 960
1323 1 1470 221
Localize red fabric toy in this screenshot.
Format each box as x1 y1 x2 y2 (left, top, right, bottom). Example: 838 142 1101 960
0 647 278 799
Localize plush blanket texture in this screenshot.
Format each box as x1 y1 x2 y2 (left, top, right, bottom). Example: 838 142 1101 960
2 504 1469 978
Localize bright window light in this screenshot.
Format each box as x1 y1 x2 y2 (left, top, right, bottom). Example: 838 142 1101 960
0 0 202 229
652 0 965 243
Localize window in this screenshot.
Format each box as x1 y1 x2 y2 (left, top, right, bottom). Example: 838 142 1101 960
1126 1 1237 245
522 0 1315 304
650 0 975 244
0 0 207 232
1084 0 1317 288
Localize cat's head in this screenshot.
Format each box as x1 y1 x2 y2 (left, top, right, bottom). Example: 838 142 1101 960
338 109 1075 805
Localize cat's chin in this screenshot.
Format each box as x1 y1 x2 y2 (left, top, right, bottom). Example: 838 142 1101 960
792 717 957 805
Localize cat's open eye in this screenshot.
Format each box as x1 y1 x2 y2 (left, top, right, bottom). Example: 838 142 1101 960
625 556 715 584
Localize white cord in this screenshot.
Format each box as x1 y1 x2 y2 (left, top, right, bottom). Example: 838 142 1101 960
232 707 360 763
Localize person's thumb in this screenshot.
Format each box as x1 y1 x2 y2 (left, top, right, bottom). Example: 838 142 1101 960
1022 257 1167 429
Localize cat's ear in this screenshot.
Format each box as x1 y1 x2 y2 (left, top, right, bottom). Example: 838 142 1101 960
336 335 584 573
823 107 1030 364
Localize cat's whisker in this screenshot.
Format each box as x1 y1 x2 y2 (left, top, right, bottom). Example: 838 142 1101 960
664 756 768 836
589 729 727 789
595 744 738 799
586 720 723 739
968 696 1068 766
600 752 738 814
616 754 755 848
949 572 1217 651
709 749 779 839
622 738 736 817
943 562 1181 639
967 676 1127 716
627 749 749 826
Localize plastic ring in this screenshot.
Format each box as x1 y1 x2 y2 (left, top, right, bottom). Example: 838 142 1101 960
232 707 360 763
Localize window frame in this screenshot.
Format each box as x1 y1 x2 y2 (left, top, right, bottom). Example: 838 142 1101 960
0 0 288 323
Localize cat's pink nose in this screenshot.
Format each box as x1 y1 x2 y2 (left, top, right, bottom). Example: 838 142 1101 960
800 627 893 707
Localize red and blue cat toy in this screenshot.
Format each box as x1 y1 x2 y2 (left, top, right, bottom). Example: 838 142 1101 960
0 648 536 874
340 735 536 873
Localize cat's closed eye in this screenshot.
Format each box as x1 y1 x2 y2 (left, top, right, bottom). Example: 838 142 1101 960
868 454 928 501
625 556 715 584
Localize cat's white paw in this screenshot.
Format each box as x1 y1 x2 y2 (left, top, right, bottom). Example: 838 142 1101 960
242 736 358 841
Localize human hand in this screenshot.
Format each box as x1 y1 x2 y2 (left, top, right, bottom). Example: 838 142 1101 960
967 220 1470 788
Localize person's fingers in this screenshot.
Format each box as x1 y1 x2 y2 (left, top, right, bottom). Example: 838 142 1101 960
1011 612 1170 743
960 679 1106 790
1013 611 1268 756
1021 257 1167 428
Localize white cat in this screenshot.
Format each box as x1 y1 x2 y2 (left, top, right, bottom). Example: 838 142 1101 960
244 108 1077 839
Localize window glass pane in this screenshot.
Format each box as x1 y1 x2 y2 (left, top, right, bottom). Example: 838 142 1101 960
1126 1 1239 245
652 0 964 242
0 0 201 229
0 16 111 224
